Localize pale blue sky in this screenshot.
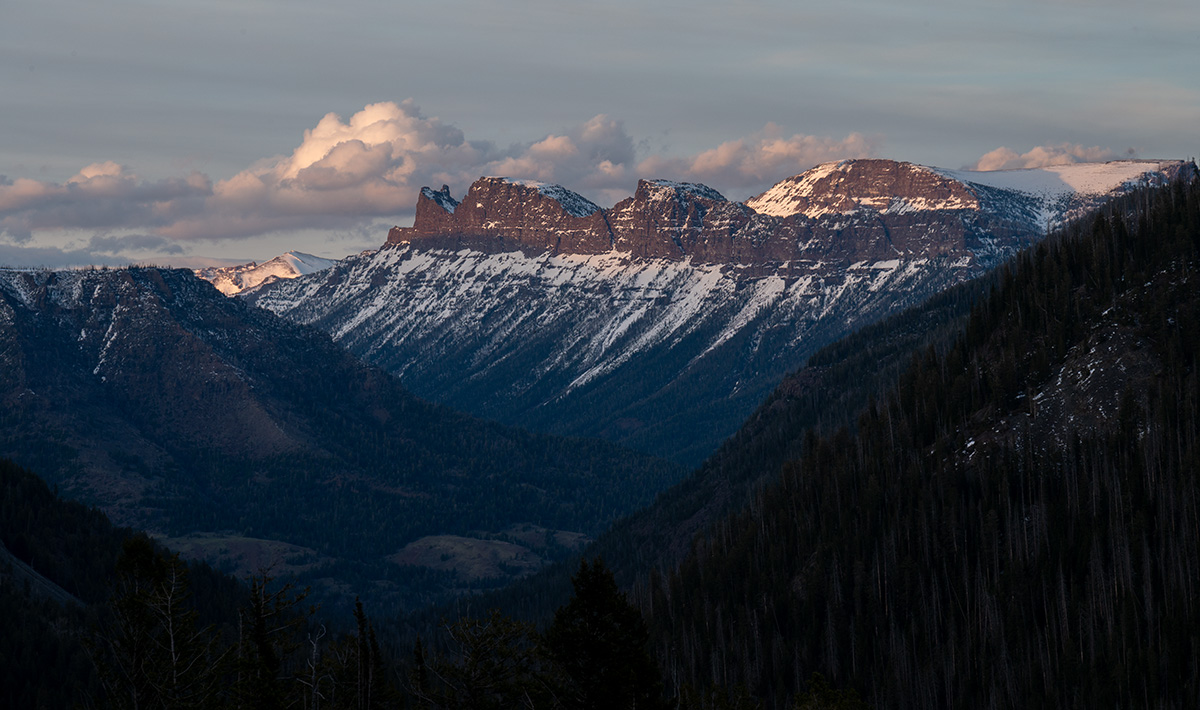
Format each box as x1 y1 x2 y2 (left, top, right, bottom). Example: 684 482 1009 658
1 0 1196 265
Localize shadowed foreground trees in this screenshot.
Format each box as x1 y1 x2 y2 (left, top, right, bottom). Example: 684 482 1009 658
415 558 668 710
544 558 666 710
89 537 226 710
90 541 400 710
89 551 682 709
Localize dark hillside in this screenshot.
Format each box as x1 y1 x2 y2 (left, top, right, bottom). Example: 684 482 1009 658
0 267 681 612
652 178 1200 707
0 457 246 709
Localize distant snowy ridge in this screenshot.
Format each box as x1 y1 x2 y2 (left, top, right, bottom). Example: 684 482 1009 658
747 159 1184 227
248 241 989 465
934 160 1184 229
643 179 727 203
195 251 337 295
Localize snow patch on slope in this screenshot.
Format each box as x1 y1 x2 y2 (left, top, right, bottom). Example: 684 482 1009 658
745 161 844 217
421 186 459 214
935 160 1184 229
251 242 981 411
644 179 727 203
501 179 601 217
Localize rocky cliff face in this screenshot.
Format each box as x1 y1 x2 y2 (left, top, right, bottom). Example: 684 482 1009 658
388 177 612 254
382 159 1191 270
251 159 1192 465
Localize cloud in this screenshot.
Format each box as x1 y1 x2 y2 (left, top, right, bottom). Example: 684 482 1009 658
0 164 211 242
482 114 638 204
637 124 880 197
154 102 647 240
0 100 879 260
85 233 185 256
971 143 1134 171
0 239 165 269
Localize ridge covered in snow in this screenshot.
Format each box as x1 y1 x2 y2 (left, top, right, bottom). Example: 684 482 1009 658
195 251 338 295
934 160 1184 229
248 242 992 464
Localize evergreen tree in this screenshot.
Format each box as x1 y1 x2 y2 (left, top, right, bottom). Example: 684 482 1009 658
417 609 556 710
231 573 310 710
544 558 666 710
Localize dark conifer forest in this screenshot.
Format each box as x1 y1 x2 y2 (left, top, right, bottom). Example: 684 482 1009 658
649 178 1200 707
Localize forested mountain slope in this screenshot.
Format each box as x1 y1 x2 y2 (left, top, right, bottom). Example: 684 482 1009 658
0 267 680 611
0 456 247 709
441 276 991 642
650 177 1200 707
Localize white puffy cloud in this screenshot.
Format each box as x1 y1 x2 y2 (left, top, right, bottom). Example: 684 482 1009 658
972 143 1132 171
0 101 880 260
154 103 647 240
638 124 881 198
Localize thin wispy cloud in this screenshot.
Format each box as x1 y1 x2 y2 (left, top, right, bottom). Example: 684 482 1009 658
971 143 1133 171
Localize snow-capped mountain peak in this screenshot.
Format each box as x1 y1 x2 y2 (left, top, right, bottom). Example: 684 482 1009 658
642 179 728 203
747 159 981 218
420 185 459 214
195 251 338 296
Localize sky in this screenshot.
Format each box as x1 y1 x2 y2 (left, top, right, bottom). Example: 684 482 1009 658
1 0 1197 267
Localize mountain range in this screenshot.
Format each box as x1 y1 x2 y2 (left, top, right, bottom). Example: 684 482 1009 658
4 155 1199 708
242 158 1189 465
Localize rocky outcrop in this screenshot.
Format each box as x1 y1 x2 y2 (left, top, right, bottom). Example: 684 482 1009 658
388 177 612 254
608 180 746 260
390 159 1190 271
